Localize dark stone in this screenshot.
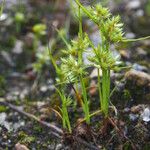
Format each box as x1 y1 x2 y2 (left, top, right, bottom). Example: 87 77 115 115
125 69 150 104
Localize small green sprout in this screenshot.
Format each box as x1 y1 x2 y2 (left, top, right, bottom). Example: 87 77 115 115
33 23 46 36
14 12 25 33
15 12 25 22
32 23 46 50
33 47 50 72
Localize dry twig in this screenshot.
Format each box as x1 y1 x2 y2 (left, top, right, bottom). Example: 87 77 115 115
0 98 63 137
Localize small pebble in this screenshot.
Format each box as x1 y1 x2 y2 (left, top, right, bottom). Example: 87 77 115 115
141 108 150 122
129 113 139 121
132 63 147 72
131 105 143 113
56 144 63 150
0 13 8 21
127 0 141 10
123 107 130 113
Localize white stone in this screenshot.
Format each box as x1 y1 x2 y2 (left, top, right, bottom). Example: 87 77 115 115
127 0 141 9
141 108 150 122
0 13 8 21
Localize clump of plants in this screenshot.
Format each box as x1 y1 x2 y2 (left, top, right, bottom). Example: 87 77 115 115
49 0 150 134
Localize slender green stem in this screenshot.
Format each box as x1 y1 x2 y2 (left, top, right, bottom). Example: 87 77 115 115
62 101 66 129
105 70 110 117
0 0 5 17
56 88 71 133
78 0 83 64
122 36 150 42
16 23 21 34
80 109 102 123
76 0 90 124
55 28 70 48
33 35 38 50
78 4 83 38
48 49 58 72
47 43 60 74
102 69 106 115
89 109 102 118
97 68 103 110
101 69 110 118
79 75 90 124
64 102 72 133
75 0 98 25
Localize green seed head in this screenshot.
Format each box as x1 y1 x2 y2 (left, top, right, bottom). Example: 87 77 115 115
15 12 25 23
32 23 46 35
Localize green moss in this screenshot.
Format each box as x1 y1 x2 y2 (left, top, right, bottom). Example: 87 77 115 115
0 106 7 112
33 124 43 133
123 141 132 150
143 144 150 150
18 131 36 145
123 89 131 100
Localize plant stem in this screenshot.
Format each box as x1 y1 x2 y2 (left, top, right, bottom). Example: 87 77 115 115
77 0 90 124
0 0 5 17
47 42 60 74
78 0 83 64
79 75 90 124
33 35 38 51
101 69 110 118
97 68 103 110
56 89 71 133
16 23 21 34
79 5 83 38
64 101 72 133
55 28 70 48
122 36 150 42
62 101 66 129
78 109 102 124
75 0 98 25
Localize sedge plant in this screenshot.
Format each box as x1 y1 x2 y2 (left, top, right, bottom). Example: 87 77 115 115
49 0 117 130
56 88 72 133
60 35 90 124
75 0 124 119
57 4 91 124
58 0 91 125
49 5 91 125
75 0 150 118
49 0 150 132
